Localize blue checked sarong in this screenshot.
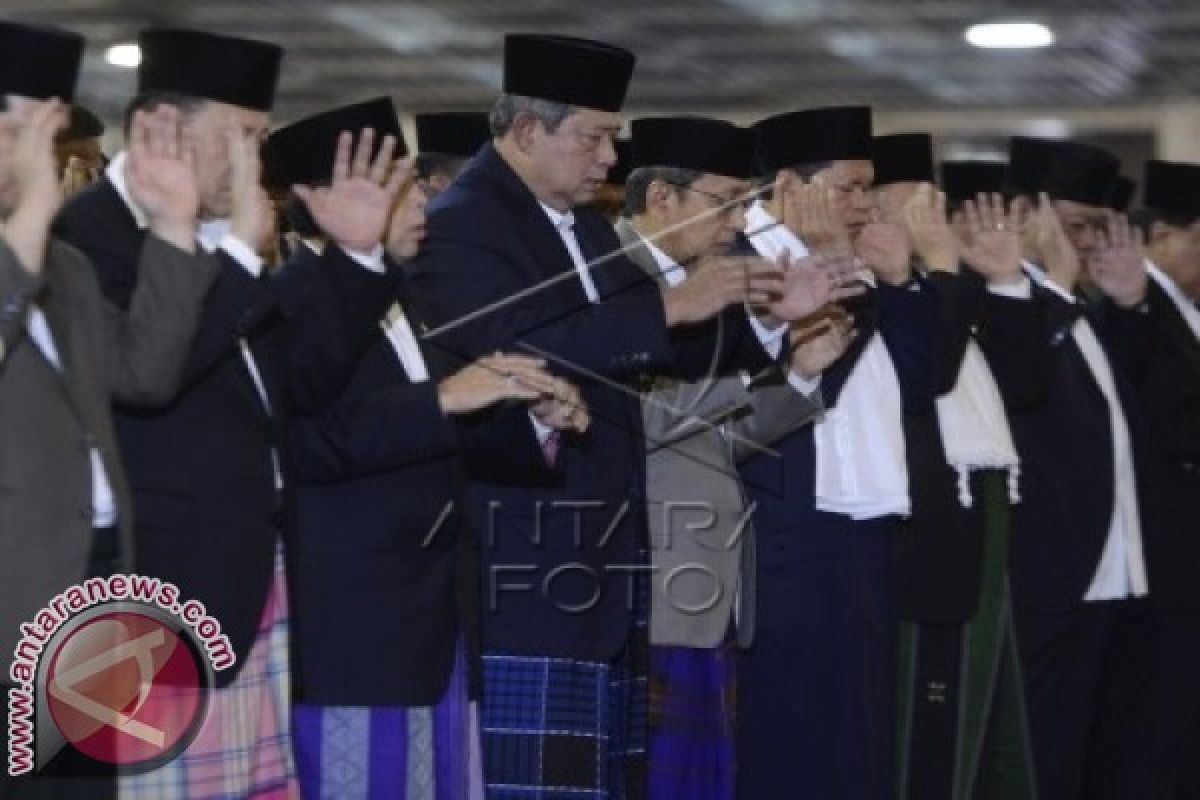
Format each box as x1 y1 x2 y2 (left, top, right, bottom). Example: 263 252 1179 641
480 648 647 800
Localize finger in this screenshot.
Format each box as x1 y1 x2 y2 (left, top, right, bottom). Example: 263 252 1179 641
351 128 375 179
1113 212 1131 250
383 159 408 199
369 134 396 186
332 131 353 184
933 189 947 224
160 114 180 162
963 198 982 235
1004 194 1022 231
486 354 548 371
129 111 150 160
829 284 867 303
180 129 198 169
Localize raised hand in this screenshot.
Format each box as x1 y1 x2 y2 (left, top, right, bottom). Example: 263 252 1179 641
961 192 1023 284
1087 211 1147 308
2 98 66 274
294 129 410 253
855 219 912 286
1033 192 1081 292
902 183 959 273
790 182 850 256
767 250 866 323
661 255 784 326
9 99 65 220
790 307 857 380
227 126 273 254
125 107 199 251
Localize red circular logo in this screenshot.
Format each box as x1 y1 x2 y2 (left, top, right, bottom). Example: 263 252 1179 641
43 609 208 767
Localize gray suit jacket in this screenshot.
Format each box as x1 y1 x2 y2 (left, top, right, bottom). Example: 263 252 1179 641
0 233 216 661
615 218 823 648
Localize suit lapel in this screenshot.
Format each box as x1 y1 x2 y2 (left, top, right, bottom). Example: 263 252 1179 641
474 146 592 309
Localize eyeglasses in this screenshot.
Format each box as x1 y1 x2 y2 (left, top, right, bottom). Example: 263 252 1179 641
665 181 757 215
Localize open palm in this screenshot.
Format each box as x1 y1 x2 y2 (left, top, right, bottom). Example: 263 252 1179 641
295 129 410 253
125 107 199 227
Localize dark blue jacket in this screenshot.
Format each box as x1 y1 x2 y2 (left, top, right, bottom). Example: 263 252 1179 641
54 179 391 686
403 144 770 660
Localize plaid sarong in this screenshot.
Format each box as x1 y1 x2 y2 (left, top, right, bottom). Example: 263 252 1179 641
118 545 297 799
480 649 647 800
645 641 735 800
291 641 484 800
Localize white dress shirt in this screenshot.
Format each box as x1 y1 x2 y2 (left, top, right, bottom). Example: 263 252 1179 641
381 303 430 383
26 309 117 528
744 202 910 519
541 202 600 303
1019 262 1148 600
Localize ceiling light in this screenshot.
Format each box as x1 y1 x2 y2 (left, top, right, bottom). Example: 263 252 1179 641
105 43 141 68
965 22 1054 50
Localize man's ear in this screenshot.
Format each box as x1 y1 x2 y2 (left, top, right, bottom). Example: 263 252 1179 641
644 178 679 221
509 112 540 155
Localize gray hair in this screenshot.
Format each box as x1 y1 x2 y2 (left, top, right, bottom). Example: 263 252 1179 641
623 166 703 217
489 94 576 138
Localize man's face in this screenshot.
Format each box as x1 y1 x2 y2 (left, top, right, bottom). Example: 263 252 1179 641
1148 219 1200 297
653 173 750 265
0 95 69 215
525 108 620 209
784 159 875 242
1052 199 1107 261
417 158 467 200
386 182 429 262
182 100 270 219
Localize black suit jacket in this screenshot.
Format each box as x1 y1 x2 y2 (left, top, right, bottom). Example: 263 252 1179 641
1005 285 1153 612
894 270 1051 623
54 179 392 685
1102 281 1200 610
288 285 563 704
404 145 770 660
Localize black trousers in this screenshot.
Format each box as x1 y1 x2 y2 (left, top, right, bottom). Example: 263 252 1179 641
1016 597 1154 800
1137 605 1200 799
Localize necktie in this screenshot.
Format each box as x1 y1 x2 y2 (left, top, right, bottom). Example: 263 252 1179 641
541 430 561 466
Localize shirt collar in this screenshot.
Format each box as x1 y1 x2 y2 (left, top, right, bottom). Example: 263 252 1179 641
106 152 148 230
638 231 687 288
539 202 575 231
744 200 809 261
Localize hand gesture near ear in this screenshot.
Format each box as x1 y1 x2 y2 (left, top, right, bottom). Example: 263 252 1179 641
961 192 1022 284
1087 212 1147 308
294 129 411 253
4 98 68 273
125 106 200 252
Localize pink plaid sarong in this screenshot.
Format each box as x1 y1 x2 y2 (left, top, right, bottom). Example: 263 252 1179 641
118 546 297 799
